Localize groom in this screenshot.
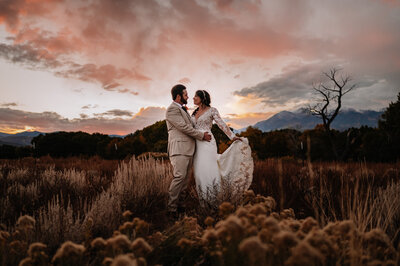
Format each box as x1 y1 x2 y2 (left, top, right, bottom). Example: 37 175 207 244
166 84 211 218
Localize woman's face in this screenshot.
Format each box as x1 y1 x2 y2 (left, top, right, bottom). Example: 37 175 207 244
193 94 202 106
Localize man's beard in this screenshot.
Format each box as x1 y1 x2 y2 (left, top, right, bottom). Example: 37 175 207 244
181 98 188 105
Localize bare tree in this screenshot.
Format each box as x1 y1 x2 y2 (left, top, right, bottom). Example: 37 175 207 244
307 68 357 160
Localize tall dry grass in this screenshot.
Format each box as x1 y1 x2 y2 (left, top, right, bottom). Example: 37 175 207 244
0 156 399 265
0 156 172 253
250 158 400 241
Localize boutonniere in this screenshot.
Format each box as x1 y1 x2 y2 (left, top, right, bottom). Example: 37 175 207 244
182 105 188 111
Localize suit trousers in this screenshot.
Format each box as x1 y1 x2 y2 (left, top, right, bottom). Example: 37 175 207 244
168 155 193 211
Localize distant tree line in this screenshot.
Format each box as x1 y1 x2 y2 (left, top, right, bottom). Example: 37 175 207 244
1 93 399 162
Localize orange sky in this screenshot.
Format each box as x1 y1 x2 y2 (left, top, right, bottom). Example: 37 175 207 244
0 0 399 134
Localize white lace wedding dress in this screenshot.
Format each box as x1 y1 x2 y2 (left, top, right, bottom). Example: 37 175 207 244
192 107 253 201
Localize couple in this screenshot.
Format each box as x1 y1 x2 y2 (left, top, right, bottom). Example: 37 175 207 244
166 84 253 215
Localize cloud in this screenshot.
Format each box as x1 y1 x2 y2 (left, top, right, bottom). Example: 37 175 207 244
0 41 150 93
0 0 22 32
0 0 314 74
224 112 275 129
234 63 322 107
56 64 151 86
0 42 62 69
0 0 52 32
0 0 399 116
1 102 18 107
0 106 166 135
13 26 84 54
178 77 191 84
234 62 384 109
116 88 139 95
81 104 99 109
95 109 134 117
55 64 151 90
228 59 244 65
132 106 166 121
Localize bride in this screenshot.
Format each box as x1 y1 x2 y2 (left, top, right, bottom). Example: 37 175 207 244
191 90 253 203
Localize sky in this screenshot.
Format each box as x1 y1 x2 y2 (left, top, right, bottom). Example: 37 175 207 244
0 0 399 135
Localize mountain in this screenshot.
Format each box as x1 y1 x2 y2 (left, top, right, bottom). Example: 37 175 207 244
250 109 383 132
0 135 38 146
0 139 23 146
13 131 43 137
0 131 44 146
109 134 126 138
0 132 11 138
0 130 127 147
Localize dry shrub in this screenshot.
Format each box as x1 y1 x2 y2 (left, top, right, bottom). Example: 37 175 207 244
131 237 152 258
110 254 137 266
285 241 325 266
52 241 85 265
239 236 269 266
0 157 399 265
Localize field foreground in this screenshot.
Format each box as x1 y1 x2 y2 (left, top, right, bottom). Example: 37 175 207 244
0 156 399 265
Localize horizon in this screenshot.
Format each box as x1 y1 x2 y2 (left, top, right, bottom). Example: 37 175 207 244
0 107 385 136
1 0 399 135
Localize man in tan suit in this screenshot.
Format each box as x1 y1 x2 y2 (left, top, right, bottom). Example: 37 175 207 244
166 84 211 217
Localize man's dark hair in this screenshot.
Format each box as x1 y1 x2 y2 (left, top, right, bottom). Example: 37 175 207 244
171 84 186 100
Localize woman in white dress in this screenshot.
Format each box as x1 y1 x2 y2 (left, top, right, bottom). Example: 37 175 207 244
191 90 253 204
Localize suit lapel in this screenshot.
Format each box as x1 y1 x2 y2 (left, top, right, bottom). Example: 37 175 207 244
182 108 191 119
178 105 195 126
171 102 194 126
181 107 194 125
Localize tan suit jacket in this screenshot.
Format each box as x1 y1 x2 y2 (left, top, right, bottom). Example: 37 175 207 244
166 102 204 156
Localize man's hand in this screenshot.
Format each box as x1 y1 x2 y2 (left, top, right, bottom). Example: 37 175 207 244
203 132 212 142
232 136 242 142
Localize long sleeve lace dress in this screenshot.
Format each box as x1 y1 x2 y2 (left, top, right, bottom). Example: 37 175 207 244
192 107 253 203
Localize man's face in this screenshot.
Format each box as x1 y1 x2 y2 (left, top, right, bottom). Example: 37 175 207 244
181 89 188 105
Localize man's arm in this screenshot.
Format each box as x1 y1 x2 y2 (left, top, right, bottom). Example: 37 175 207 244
166 106 204 140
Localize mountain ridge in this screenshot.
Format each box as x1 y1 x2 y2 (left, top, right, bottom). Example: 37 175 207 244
249 109 383 132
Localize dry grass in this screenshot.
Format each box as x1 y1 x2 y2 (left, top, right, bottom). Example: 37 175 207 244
0 156 399 265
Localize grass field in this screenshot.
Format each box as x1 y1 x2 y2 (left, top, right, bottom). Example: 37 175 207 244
0 156 399 265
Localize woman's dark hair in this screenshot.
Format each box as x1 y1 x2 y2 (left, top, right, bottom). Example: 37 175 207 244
192 90 211 116
171 84 186 100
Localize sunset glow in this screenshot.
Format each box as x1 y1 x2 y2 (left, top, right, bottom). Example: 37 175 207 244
0 0 399 134
0 126 37 135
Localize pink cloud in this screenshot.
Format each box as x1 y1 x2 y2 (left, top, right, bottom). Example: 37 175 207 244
178 77 191 84
0 0 59 32
55 64 151 89
0 0 399 113
13 26 84 54
0 106 166 135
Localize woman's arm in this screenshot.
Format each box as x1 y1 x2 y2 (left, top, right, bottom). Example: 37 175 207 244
211 107 236 140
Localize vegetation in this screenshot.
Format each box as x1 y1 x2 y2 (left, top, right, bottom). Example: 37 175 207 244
0 123 399 162
1 93 399 162
0 156 399 265
0 92 399 264
307 68 357 160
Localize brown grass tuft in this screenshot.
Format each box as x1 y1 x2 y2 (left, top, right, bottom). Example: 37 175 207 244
239 236 269 266
110 254 137 266
52 241 85 264
285 241 325 266
131 237 152 258
90 237 107 250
